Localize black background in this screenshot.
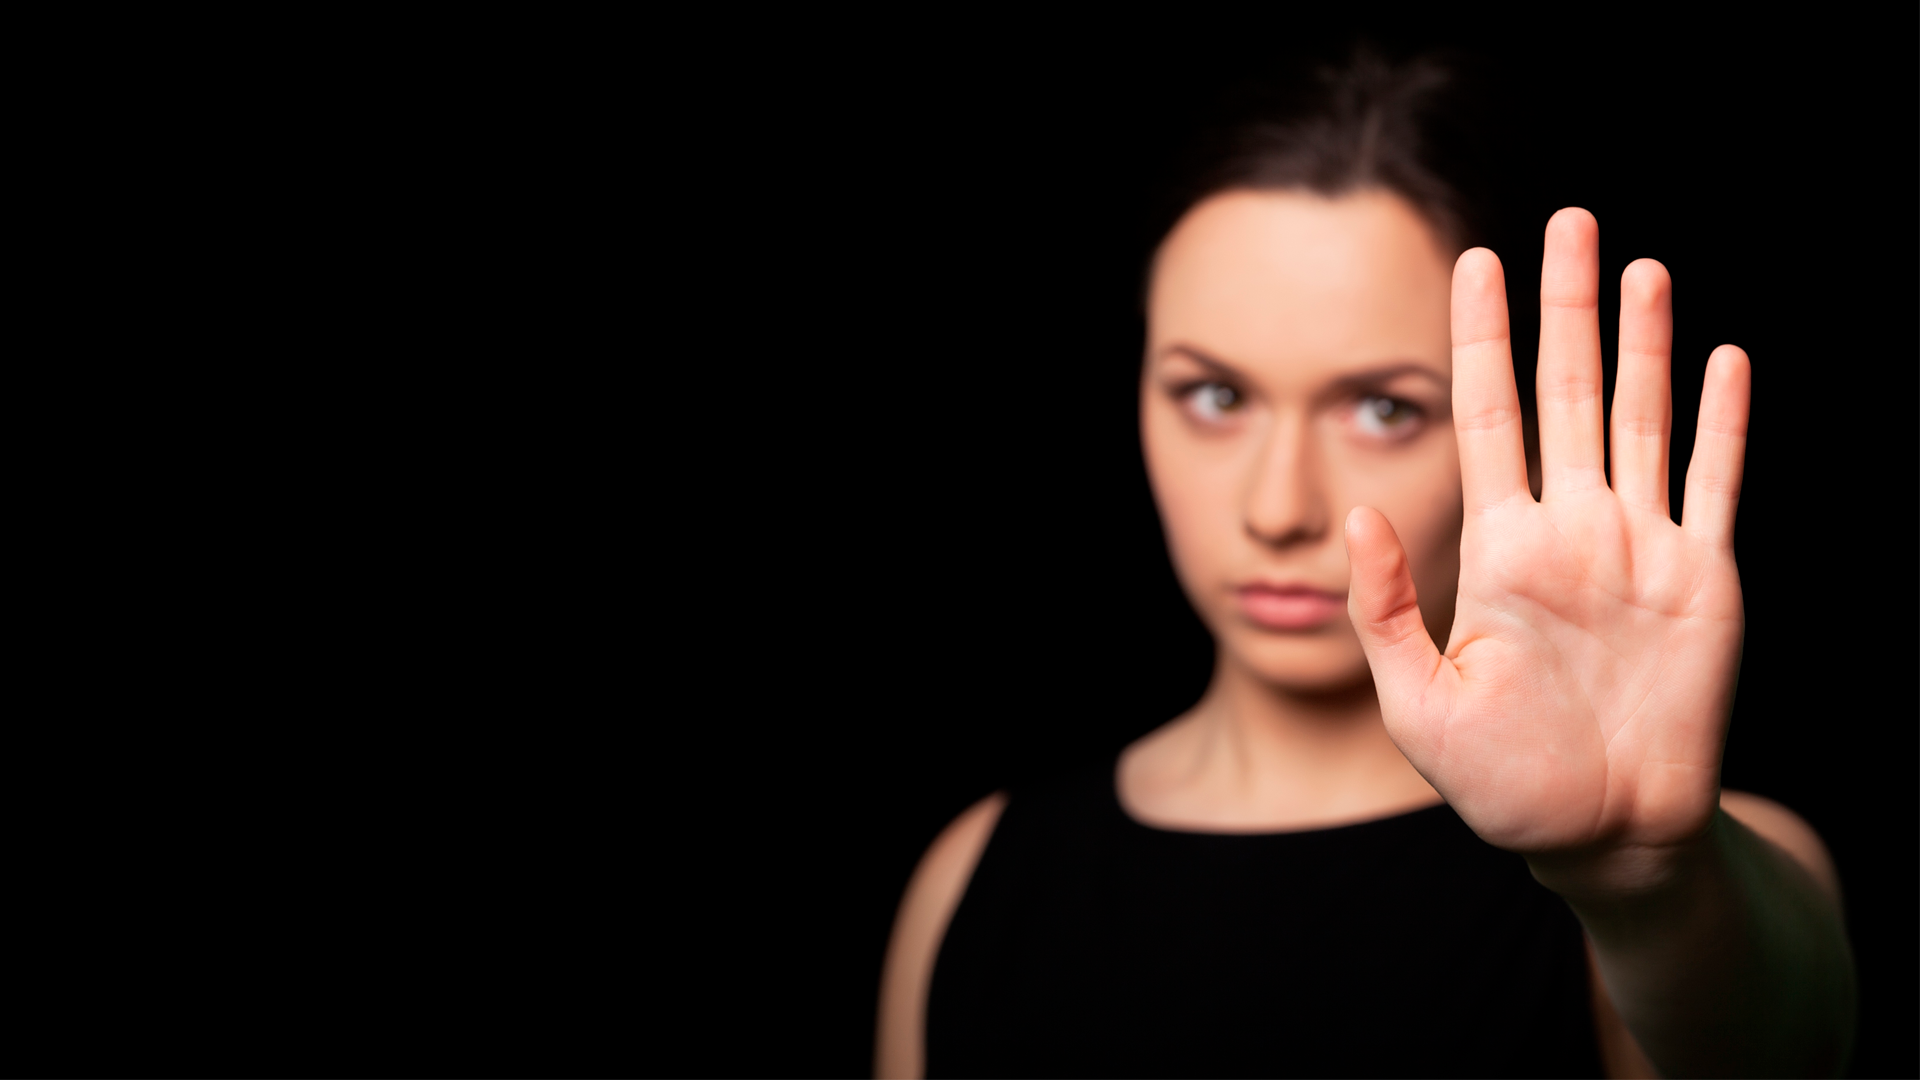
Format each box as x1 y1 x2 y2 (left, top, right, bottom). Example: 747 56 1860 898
633 12 1919 1079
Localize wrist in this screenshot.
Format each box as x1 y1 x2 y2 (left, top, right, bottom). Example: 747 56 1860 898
1524 812 1727 929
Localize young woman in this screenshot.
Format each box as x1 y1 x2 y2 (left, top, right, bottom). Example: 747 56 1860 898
877 56 1855 1078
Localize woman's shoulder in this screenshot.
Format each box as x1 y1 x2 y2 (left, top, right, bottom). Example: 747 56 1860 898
896 794 1011 944
875 792 1006 1080
876 760 1125 1078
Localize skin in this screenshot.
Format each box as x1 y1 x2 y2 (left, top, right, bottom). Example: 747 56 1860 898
877 190 1854 1079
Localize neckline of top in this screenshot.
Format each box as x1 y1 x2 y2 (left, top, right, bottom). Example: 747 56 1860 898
1106 754 1452 839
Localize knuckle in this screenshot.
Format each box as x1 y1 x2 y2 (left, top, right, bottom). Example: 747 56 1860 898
1538 380 1602 406
1615 417 1670 438
1456 403 1521 432
1693 473 1742 497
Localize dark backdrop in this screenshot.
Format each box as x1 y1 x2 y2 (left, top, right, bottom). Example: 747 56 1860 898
637 14 1916 1077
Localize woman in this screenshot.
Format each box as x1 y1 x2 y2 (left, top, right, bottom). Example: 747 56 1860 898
877 55 1855 1078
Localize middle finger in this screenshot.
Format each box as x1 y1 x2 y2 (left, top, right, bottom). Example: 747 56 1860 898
1536 208 1607 496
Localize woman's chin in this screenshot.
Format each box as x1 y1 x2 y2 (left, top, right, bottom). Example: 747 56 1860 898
1222 629 1375 694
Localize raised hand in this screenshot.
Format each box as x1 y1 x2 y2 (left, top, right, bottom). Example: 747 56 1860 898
1344 208 1751 882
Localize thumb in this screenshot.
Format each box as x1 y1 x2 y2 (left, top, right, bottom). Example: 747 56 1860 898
1344 506 1448 723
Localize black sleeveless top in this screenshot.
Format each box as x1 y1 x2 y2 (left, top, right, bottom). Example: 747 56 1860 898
927 759 1604 1078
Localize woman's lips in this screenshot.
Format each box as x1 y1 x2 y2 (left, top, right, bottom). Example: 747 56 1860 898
1236 584 1347 630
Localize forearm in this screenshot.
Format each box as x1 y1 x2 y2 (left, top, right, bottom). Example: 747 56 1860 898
1533 810 1855 1078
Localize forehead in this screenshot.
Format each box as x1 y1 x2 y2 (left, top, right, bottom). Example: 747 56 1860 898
1148 188 1454 379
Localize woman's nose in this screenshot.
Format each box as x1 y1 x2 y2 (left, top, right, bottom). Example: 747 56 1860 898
1243 413 1330 547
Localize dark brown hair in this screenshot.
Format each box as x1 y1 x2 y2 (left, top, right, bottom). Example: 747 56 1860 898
1148 47 1492 284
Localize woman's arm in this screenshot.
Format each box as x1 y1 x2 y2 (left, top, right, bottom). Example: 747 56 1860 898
875 793 1006 1080
1582 787 1850 1068
1345 209 1855 1075
1582 790 1852 1078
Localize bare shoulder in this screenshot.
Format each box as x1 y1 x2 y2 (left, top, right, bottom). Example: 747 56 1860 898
875 792 1008 1080
1720 789 1841 903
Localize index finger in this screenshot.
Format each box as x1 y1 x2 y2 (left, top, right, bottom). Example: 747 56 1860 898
1451 248 1529 511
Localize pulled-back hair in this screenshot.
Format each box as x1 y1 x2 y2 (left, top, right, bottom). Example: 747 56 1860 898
1150 48 1492 273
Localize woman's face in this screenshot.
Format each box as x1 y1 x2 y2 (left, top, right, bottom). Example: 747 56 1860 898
1142 188 1462 692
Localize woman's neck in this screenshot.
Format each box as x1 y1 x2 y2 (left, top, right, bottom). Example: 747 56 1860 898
1117 654 1442 832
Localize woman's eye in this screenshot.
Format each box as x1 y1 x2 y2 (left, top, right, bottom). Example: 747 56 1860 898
1354 395 1422 438
1185 382 1243 422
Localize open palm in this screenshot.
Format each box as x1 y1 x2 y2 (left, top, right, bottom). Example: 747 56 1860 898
1346 208 1750 863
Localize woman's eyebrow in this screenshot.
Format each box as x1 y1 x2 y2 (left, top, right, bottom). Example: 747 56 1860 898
1156 344 1248 380
1326 364 1451 394
1157 347 1449 393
